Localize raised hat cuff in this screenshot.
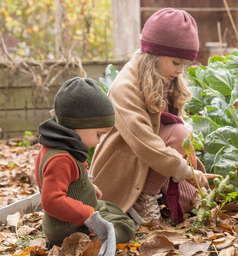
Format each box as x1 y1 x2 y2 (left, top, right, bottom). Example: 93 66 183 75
141 40 198 61
56 114 115 129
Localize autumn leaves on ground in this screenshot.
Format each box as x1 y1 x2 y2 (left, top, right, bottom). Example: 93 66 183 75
1 138 238 255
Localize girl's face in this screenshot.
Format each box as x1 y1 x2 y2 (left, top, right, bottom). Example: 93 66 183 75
159 57 190 82
74 127 111 149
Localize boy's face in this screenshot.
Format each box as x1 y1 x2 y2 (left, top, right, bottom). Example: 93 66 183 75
74 127 112 149
159 56 189 82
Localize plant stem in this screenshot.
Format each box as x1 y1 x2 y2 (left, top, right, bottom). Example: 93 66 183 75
188 156 206 199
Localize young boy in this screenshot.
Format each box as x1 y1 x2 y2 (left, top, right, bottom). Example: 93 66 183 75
35 77 135 255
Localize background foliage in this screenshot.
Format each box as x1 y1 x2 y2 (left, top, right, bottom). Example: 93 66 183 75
0 0 112 60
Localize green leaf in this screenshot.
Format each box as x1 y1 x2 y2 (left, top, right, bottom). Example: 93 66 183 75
205 98 235 127
200 89 216 105
229 48 238 56
230 78 238 106
206 68 235 96
208 61 226 70
196 151 215 173
225 55 238 75
87 147 95 167
227 192 238 200
186 86 206 113
193 77 238 128
191 133 203 151
195 66 208 88
213 145 238 177
99 64 119 92
184 115 218 138
187 67 202 87
182 136 192 153
208 55 225 64
187 66 197 77
204 126 238 154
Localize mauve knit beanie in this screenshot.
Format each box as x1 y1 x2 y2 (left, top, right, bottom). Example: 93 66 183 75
54 77 115 129
141 8 199 61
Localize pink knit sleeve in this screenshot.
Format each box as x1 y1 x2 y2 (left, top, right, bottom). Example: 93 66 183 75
41 153 94 226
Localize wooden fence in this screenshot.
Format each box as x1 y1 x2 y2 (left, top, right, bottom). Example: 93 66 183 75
0 60 125 139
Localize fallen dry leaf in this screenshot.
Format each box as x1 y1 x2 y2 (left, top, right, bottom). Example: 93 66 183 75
213 237 233 250
191 190 202 209
233 100 238 110
219 246 236 256
29 238 46 248
81 238 101 256
117 246 130 256
179 240 210 254
152 231 189 246
49 232 91 256
140 226 150 233
12 246 47 256
139 234 174 255
0 244 15 253
17 225 38 236
117 243 141 251
6 211 21 229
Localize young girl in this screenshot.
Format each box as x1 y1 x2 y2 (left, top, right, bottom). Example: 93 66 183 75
89 8 219 225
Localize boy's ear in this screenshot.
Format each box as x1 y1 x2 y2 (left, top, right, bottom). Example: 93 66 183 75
49 109 56 117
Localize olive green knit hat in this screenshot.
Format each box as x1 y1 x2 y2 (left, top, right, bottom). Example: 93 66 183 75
54 77 115 129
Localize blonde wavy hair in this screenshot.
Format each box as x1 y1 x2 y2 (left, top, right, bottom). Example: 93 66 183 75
135 52 192 116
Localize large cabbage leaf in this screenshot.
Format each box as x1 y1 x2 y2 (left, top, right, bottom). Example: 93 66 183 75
206 68 235 96
183 115 218 138
213 145 238 177
204 98 235 127
186 86 206 113
204 126 238 154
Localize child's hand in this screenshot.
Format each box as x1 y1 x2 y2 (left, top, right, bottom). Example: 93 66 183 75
88 228 97 236
93 184 103 200
185 170 220 188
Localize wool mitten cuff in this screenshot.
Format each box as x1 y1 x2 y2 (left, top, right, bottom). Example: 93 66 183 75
85 211 116 256
172 159 192 182
84 211 108 241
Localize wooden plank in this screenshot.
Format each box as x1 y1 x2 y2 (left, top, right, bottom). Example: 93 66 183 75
0 109 51 134
112 0 141 59
0 131 39 140
0 62 126 88
0 86 59 110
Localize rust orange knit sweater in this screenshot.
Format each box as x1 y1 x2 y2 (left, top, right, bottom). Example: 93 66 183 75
35 146 94 226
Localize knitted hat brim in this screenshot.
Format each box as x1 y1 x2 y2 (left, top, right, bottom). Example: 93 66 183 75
141 40 198 61
56 114 115 129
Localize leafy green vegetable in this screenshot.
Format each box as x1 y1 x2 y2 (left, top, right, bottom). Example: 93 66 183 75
99 64 119 93
205 127 238 154
186 49 238 177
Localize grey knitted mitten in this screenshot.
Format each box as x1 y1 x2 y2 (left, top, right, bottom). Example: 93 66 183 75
84 211 116 256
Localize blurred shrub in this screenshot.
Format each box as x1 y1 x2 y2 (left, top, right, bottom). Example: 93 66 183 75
0 0 112 60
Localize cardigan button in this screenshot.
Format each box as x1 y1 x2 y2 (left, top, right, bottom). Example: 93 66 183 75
82 181 86 188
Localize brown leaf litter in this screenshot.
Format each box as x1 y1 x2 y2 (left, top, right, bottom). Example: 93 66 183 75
0 139 238 255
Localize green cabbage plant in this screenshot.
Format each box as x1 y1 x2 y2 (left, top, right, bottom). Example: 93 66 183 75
184 49 238 177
